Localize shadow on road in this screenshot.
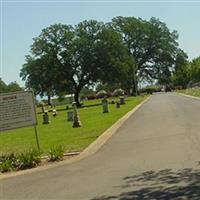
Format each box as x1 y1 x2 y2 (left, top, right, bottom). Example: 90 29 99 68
92 168 200 200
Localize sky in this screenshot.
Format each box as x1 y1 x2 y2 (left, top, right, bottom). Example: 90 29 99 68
1 0 200 86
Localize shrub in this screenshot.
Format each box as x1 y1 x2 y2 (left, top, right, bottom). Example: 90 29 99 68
113 88 125 97
87 94 97 100
139 85 162 94
96 90 107 98
48 145 65 162
17 149 42 170
0 160 13 173
87 94 96 100
110 100 115 104
106 91 113 98
175 86 183 90
0 153 18 173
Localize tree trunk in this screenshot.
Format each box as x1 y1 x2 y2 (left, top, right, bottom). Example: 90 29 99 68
74 90 81 107
47 92 52 106
131 68 138 96
131 83 138 96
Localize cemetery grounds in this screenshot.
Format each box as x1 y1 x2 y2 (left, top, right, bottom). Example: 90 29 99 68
0 96 146 155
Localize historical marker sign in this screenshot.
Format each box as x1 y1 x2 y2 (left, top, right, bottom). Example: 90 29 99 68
0 91 37 132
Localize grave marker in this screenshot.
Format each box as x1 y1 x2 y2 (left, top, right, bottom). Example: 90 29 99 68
72 102 82 127
102 97 109 113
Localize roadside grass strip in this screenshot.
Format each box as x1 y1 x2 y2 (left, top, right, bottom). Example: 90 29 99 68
178 88 200 98
0 96 146 156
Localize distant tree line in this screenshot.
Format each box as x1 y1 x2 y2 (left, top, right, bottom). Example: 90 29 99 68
0 79 23 94
20 16 199 106
172 56 200 88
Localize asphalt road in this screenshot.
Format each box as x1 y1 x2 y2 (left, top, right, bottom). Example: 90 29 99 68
1 93 200 200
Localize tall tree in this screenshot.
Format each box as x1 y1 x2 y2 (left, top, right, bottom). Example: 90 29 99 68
172 49 189 88
190 56 200 83
20 24 73 105
21 21 130 106
112 16 180 95
57 20 104 106
93 25 133 93
21 55 60 104
57 21 131 106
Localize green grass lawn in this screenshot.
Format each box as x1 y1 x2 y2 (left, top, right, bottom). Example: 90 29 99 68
178 88 200 98
0 96 146 155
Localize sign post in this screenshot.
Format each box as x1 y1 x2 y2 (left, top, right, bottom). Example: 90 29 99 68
34 125 40 151
0 91 40 151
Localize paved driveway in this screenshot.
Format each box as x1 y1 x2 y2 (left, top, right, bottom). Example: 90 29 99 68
1 93 200 200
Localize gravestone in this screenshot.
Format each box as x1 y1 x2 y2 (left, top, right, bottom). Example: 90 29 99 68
43 111 50 124
102 97 109 113
67 111 74 121
52 109 57 117
119 96 125 105
116 101 120 108
72 102 82 127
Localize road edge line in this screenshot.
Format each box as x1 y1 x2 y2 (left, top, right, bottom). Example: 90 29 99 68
176 92 200 100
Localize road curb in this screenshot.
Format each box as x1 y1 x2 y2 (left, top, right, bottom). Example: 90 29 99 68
80 96 151 158
0 96 151 180
177 93 200 100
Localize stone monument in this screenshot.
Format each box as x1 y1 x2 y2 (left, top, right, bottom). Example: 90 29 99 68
72 102 82 127
116 101 120 108
102 97 109 113
52 109 57 117
119 96 125 105
43 110 50 124
67 111 74 121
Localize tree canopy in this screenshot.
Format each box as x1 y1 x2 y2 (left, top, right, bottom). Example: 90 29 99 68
20 16 193 105
0 79 23 93
190 57 200 83
21 20 132 106
112 16 180 94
